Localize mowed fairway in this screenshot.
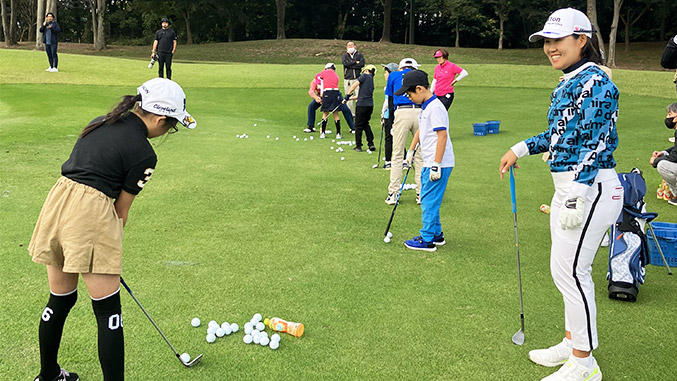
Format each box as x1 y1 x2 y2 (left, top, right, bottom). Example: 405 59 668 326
1 49 676 380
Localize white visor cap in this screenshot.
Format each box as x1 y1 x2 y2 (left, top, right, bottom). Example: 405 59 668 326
529 8 593 43
137 78 196 129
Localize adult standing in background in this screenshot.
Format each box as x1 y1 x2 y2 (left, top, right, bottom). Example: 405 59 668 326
151 18 177 80
342 41 365 118
40 13 61 73
430 48 468 110
380 63 399 169
661 33 677 96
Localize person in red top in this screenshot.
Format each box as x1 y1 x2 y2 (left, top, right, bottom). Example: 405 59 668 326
318 63 344 139
304 71 355 133
431 48 468 110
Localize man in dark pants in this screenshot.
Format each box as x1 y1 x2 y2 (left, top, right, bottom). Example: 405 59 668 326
342 41 365 118
346 64 377 152
40 13 61 72
151 18 177 80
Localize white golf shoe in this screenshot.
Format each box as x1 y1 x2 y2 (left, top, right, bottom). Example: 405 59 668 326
529 338 572 367
46 67 53 71
49 67 59 72
541 355 602 381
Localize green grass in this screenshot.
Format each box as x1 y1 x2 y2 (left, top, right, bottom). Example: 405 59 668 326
1 48 676 380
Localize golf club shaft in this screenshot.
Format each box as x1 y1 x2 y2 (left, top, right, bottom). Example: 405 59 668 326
647 223 673 275
384 145 418 236
376 120 384 167
319 102 344 124
509 167 525 331
120 277 180 356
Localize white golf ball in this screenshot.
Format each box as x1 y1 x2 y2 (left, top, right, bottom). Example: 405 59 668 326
310 136 314 140
252 329 260 337
253 313 262 322
259 331 268 338
207 326 217 335
206 333 216 343
260 336 270 346
341 157 345 161
368 151 373 154
208 320 218 328
243 334 253 344
384 236 391 243
254 123 257 126
296 138 300 141
216 328 226 337
336 149 340 152
271 333 281 342
245 135 249 139
244 322 253 334
223 325 232 335
330 146 334 149
304 138 308 141
230 323 239 333
253 334 261 344
332 139 335 142
267 135 270 138
191 318 201 327
293 135 297 139
221 322 229 330
269 340 280 350
256 322 265 331
275 137 279 140
236 134 240 138
180 353 190 363
387 231 393 238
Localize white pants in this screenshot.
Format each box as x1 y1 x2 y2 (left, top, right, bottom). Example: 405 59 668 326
549 170 623 352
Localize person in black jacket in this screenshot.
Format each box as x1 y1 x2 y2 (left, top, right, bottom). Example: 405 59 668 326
151 18 178 79
342 41 365 118
661 34 677 96
651 102 677 205
40 13 61 72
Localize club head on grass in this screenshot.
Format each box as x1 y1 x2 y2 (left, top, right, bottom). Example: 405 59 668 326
372 164 379 168
180 353 203 367
512 329 524 346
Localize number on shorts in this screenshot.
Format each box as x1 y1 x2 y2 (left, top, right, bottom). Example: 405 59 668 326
42 307 54 322
109 314 123 330
137 168 155 188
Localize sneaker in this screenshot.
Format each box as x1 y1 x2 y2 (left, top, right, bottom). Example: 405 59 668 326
669 197 677 206
46 67 53 71
541 355 602 381
368 145 376 151
529 338 572 367
404 237 437 252
416 193 421 205
35 368 80 381
383 161 391 170
320 132 326 139
350 129 356 134
336 133 342 139
303 127 316 133
353 147 363 152
432 232 445 246
385 193 397 205
50 67 58 72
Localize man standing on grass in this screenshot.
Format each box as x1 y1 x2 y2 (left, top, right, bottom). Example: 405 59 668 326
40 13 61 73
151 18 177 80
342 41 365 119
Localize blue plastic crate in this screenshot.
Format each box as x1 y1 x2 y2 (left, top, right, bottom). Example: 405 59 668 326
646 222 677 267
486 120 500 134
473 123 487 136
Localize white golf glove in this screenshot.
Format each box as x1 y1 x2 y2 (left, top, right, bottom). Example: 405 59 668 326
559 196 585 230
405 150 415 167
430 162 441 181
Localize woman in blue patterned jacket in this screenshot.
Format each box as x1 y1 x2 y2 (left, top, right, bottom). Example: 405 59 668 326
499 8 623 381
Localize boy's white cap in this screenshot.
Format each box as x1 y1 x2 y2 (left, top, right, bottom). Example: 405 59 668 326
398 58 420 68
529 8 593 42
325 62 336 69
137 78 196 129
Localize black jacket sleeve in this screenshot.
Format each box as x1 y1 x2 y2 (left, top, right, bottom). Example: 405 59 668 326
661 35 677 69
51 21 61 34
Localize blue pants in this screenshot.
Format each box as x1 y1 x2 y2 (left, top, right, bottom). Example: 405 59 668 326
306 99 355 130
419 167 453 242
45 44 58 68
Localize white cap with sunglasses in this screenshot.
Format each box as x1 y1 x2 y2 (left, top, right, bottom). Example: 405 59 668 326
529 8 593 43
137 78 196 129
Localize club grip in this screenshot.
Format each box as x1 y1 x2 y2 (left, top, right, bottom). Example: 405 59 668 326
509 167 516 213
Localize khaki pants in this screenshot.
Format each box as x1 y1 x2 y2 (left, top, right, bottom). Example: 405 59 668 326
657 160 677 194
344 79 359 116
388 107 422 195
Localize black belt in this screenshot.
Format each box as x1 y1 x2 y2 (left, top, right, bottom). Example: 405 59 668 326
396 104 421 109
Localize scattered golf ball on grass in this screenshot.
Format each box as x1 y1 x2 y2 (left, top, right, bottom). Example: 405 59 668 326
254 123 257 126
341 157 345 161
230 323 239 333
269 340 280 350
384 236 391 243
216 328 225 337
206 333 216 343
191 318 201 327
260 336 270 346
207 326 217 335
387 231 393 238
180 353 190 363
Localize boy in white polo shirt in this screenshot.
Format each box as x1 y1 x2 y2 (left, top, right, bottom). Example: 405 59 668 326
395 70 455 252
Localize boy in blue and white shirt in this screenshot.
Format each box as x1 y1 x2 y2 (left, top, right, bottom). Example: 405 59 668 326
395 70 454 252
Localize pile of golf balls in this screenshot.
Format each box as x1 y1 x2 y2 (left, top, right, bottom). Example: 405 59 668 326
195 318 238 343
242 313 280 350
402 184 416 191
336 140 356 146
384 231 393 243
236 134 249 139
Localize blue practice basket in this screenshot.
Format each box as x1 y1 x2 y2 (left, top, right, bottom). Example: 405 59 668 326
473 123 487 136
486 120 500 134
646 222 677 267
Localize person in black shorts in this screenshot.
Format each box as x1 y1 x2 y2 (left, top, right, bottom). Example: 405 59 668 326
346 64 377 152
151 18 177 79
28 78 196 381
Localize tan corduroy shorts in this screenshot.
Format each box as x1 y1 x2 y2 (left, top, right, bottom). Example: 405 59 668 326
29 176 124 274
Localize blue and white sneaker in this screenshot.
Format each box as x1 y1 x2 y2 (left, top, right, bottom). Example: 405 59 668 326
404 237 437 252
432 232 446 246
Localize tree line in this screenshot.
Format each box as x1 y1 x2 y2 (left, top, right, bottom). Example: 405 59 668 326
1 0 676 66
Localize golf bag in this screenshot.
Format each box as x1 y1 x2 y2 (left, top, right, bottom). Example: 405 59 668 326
607 169 656 302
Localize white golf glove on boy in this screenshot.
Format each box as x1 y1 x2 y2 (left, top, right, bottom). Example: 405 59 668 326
559 196 585 230
405 150 414 167
430 162 441 181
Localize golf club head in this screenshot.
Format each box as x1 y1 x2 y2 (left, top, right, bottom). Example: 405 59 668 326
512 330 524 346
180 353 203 367
372 164 379 168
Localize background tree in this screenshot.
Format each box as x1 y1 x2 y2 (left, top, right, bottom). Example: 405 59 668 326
608 0 622 67
490 0 511 50
379 0 391 42
274 0 285 39
619 0 653 51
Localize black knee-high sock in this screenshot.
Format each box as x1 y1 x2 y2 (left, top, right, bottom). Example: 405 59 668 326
335 119 341 134
92 289 124 381
39 289 78 380
321 119 327 133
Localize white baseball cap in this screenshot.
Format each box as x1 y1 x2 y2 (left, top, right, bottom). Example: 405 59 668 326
137 78 196 129
398 58 420 69
529 8 593 42
325 62 336 70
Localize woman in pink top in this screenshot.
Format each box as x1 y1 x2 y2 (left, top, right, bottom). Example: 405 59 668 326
431 48 468 110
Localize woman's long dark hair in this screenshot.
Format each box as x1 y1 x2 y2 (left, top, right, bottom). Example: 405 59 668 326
574 33 604 65
79 94 142 138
